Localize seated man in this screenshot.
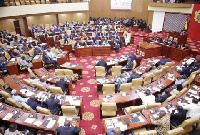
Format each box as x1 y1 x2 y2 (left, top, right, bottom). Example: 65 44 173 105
139 90 155 106
170 106 187 127
45 94 61 115
150 110 170 135
112 39 120 53
96 58 107 70
11 89 28 103
5 123 21 135
122 57 133 73
128 53 136 62
155 89 171 103
0 53 7 71
55 78 69 94
170 84 183 96
19 56 33 68
156 56 171 67
42 52 57 68
47 49 57 61
179 98 200 118
114 74 127 93
127 69 140 83
26 95 43 111
55 120 81 135
106 127 133 135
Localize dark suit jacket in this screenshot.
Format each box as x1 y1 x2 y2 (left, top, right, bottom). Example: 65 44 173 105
45 98 60 115
155 93 171 103
56 126 81 135
43 54 52 64
171 109 187 127
96 60 107 68
56 80 69 93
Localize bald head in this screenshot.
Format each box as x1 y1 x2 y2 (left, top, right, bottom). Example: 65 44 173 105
64 120 70 127
113 127 121 135
30 95 36 101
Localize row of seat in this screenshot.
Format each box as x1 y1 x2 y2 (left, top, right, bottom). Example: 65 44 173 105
4 0 50 6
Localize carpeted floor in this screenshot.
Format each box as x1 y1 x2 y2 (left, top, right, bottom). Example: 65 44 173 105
2 30 200 135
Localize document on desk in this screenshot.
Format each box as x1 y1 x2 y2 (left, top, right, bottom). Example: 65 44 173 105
24 117 36 124
102 98 109 102
138 116 145 122
58 116 66 126
33 120 42 127
105 120 114 129
10 58 15 61
152 87 160 92
46 120 56 128
3 113 13 120
188 89 198 95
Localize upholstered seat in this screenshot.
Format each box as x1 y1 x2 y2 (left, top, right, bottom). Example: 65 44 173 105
143 73 153 86
95 66 106 77
50 86 63 94
138 130 157 135
124 105 145 114
131 78 143 90
179 117 199 134
101 102 116 117
119 83 132 92
102 84 115 95
6 98 22 108
0 90 12 103
132 60 137 69
34 83 47 91
146 103 161 110
61 106 78 117
21 102 36 113
166 127 184 135
162 95 176 104
36 106 52 115
111 66 121 76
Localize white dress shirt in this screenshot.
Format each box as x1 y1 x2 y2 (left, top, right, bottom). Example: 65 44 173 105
180 102 200 118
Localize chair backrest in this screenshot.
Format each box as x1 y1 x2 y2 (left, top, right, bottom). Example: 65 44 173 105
138 130 157 135
28 48 35 57
59 39 65 46
124 105 145 114
23 79 34 87
61 106 78 117
4 52 11 60
120 83 132 92
162 95 176 104
55 69 65 77
176 87 188 97
6 98 22 108
102 84 115 95
21 102 36 113
166 127 184 135
179 117 199 134
111 66 121 76
165 62 175 67
131 78 143 90
50 87 63 94
51 47 56 53
152 70 162 82
0 90 11 99
146 103 161 110
34 83 47 91
63 69 74 80
95 66 106 77
36 106 52 115
143 73 153 86
102 102 116 117
27 68 36 77
132 60 137 69
10 41 14 47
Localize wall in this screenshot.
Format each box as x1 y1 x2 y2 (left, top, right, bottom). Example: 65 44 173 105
89 0 152 21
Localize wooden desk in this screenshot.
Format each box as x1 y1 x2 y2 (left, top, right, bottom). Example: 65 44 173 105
46 36 54 47
133 25 139 32
103 112 149 131
194 73 200 86
4 75 81 107
60 62 83 76
33 68 73 94
75 45 111 58
32 55 43 69
136 43 162 59
7 61 20 75
0 103 80 131
63 44 72 53
39 35 46 43
57 52 70 68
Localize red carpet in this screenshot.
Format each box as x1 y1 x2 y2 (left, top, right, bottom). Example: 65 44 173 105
1 30 200 135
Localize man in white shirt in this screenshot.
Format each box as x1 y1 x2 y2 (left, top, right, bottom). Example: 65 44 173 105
179 98 200 118
11 89 28 103
19 56 33 68
138 90 155 106
46 49 57 61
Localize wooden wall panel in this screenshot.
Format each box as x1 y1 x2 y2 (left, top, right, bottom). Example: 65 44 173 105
0 19 16 33
26 15 57 27
147 11 154 27
89 0 152 21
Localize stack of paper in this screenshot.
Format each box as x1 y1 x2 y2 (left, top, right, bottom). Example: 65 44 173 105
105 120 114 129
33 121 42 127
3 113 13 120
24 117 36 124
46 120 56 128
58 116 66 127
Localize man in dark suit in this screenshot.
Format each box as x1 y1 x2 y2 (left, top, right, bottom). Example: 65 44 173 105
45 94 60 115
56 78 69 94
156 56 171 67
128 53 136 62
155 89 171 103
127 69 140 82
170 106 186 127
26 95 43 111
96 58 107 69
42 52 57 68
55 120 81 135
